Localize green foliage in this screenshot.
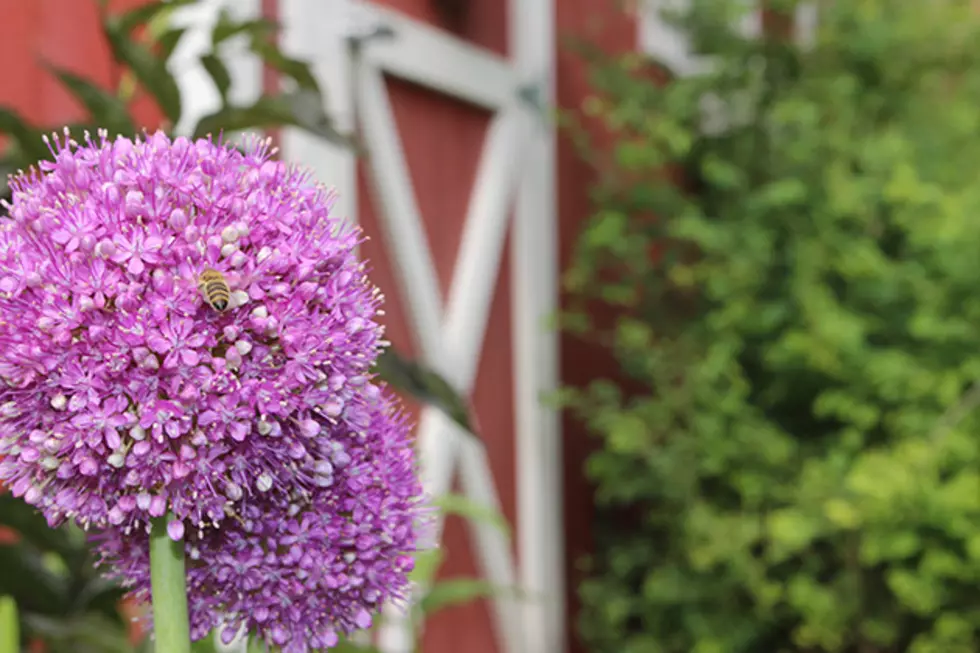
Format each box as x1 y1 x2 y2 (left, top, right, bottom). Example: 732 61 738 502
0 496 130 651
566 1 980 651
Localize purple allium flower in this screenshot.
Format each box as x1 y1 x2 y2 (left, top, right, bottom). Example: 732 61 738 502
0 129 428 647
93 389 422 651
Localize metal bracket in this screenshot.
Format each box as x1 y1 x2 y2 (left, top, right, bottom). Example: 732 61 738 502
343 5 397 51
517 80 549 127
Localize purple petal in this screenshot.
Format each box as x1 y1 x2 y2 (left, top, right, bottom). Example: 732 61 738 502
149 495 166 517
147 334 171 354
229 422 249 442
179 349 200 366
104 428 121 450
355 608 373 629
167 519 185 541
197 411 219 426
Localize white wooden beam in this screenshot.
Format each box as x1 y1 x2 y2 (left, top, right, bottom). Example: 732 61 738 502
360 6 516 111
355 63 445 365
443 109 527 391
279 0 358 225
512 0 563 650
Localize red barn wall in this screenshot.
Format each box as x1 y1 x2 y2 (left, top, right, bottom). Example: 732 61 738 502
0 0 162 139
351 2 516 652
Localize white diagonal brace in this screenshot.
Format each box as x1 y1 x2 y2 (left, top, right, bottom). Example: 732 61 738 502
355 62 445 364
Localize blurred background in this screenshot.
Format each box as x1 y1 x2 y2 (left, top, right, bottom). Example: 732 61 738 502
5 1 980 653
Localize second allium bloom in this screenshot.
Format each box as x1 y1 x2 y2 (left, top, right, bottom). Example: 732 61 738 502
0 130 426 646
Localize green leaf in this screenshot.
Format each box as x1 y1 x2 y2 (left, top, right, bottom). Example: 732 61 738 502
190 634 219 653
375 348 478 436
200 54 232 102
419 578 511 616
0 597 18 653
211 9 276 46
432 493 510 536
250 38 319 91
157 27 188 61
114 0 198 35
190 92 353 148
0 544 70 615
0 156 20 202
408 548 445 587
191 95 294 139
22 613 133 653
103 16 182 124
45 65 136 137
0 108 47 163
282 88 357 148
0 495 76 562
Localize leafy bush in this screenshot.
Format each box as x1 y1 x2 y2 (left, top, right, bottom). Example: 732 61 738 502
565 1 980 651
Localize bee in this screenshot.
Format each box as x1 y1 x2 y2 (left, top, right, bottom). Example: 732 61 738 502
198 268 231 312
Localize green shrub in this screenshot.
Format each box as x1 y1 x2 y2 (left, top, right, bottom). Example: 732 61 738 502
565 1 980 651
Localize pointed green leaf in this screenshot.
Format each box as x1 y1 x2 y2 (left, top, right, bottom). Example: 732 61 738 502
419 578 511 616
408 548 445 587
157 27 188 61
45 66 135 138
0 108 47 163
103 16 182 124
190 92 354 149
200 54 232 102
0 596 18 653
283 88 357 148
250 38 319 91
191 95 295 139
433 493 510 535
375 348 478 435
211 9 276 46
114 0 198 35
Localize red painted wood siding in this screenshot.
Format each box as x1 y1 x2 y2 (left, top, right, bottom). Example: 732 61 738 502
352 2 514 652
0 0 162 141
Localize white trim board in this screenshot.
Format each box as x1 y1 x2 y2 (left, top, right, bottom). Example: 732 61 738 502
168 0 263 137
277 2 564 652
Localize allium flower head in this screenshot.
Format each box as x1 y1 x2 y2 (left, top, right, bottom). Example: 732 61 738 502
0 130 427 642
94 390 422 650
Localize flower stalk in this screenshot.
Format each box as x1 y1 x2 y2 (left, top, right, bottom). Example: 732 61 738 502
150 515 190 653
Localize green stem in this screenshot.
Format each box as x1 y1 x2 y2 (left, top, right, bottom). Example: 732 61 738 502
149 515 191 653
0 596 19 653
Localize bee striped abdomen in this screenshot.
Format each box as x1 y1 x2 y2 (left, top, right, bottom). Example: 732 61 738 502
198 269 231 312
